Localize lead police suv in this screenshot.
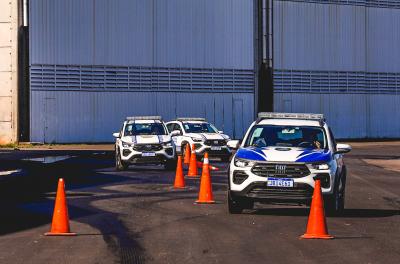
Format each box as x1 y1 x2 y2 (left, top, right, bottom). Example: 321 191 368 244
113 116 176 170
227 112 351 215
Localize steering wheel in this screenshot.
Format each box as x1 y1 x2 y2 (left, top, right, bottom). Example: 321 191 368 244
298 141 313 148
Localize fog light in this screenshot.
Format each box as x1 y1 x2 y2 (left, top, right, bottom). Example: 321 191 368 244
233 171 249 184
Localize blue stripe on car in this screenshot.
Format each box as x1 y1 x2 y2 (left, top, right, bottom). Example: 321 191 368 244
235 148 267 161
296 150 331 163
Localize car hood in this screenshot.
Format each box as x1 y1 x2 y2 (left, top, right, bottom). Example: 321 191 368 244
121 135 171 144
186 133 229 140
235 146 331 163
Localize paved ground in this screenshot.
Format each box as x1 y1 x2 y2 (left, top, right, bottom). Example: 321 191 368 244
0 142 399 264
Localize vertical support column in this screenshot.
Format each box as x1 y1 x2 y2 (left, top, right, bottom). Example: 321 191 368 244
257 0 273 112
0 0 19 144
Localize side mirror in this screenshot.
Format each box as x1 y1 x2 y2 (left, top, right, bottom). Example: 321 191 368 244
335 143 351 154
218 130 224 134
170 130 181 137
227 140 240 149
112 132 120 138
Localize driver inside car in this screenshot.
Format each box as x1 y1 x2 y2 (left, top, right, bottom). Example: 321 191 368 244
303 131 322 149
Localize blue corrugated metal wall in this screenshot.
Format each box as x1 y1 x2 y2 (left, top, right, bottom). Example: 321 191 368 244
29 0 256 142
274 0 400 138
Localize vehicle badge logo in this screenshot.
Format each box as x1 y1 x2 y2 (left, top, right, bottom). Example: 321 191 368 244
275 164 287 174
214 140 219 144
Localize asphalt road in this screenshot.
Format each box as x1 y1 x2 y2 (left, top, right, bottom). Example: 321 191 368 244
0 143 399 264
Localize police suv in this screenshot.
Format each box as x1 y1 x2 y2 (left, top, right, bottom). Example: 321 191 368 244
166 118 231 161
227 112 351 215
113 116 176 170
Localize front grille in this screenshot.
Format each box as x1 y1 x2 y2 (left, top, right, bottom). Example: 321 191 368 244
251 163 310 178
204 139 226 146
129 155 164 164
133 144 162 152
247 183 313 200
233 171 248 184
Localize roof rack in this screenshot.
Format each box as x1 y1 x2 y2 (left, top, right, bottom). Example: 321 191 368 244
257 112 325 125
126 116 162 121
177 117 206 122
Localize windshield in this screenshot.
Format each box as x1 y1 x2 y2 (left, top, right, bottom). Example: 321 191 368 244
245 125 327 149
124 123 168 136
183 122 218 133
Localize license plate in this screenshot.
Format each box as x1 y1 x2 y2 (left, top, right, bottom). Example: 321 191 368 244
211 146 222 151
142 152 156 157
267 177 294 187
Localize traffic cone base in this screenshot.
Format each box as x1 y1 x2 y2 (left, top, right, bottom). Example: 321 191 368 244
195 200 215 204
45 232 77 236
300 234 333 239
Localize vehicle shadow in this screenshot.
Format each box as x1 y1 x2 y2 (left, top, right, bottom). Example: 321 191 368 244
252 207 399 218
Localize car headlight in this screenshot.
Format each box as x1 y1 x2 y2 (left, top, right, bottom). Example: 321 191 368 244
122 141 132 148
191 137 203 142
162 141 173 147
311 163 330 170
234 158 256 168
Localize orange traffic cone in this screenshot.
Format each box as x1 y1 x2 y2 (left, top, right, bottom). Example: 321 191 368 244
183 144 191 165
196 153 215 204
45 178 76 236
196 161 219 171
174 155 186 189
187 144 199 177
300 179 333 239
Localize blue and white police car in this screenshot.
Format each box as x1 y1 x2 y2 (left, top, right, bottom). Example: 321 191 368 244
227 112 351 215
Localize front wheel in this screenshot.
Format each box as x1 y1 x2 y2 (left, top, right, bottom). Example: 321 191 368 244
325 176 345 216
164 159 177 171
115 149 128 171
228 191 254 214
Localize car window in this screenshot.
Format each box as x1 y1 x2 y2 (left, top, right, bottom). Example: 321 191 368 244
166 123 175 133
124 123 167 136
245 125 327 149
183 122 218 133
173 124 182 133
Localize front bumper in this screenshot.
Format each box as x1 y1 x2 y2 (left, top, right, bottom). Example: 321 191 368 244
229 161 335 203
120 146 175 164
194 144 232 157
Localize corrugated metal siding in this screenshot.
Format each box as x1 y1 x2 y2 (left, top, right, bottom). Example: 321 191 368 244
30 91 254 143
274 0 400 138
29 0 256 142
30 0 254 69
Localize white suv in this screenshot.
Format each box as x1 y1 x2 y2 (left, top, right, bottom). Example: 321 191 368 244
227 112 351 215
166 118 231 161
113 116 176 170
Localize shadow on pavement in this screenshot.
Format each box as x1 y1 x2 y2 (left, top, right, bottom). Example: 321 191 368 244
253 207 399 218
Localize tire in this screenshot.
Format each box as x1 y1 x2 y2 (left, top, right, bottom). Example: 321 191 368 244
221 155 231 162
325 174 345 216
115 149 128 171
228 191 254 214
164 159 177 170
